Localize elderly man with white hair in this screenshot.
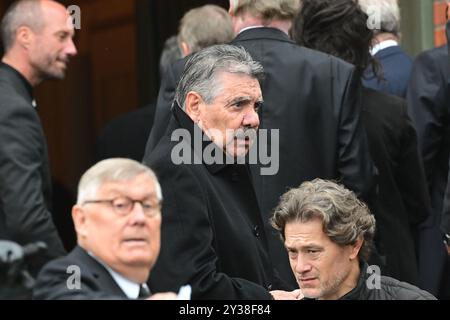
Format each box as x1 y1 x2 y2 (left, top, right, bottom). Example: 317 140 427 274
33 158 177 300
359 0 412 98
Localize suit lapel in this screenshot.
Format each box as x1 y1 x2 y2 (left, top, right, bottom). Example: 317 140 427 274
72 246 128 298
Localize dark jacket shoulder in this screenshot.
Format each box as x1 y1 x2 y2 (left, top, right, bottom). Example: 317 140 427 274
33 246 127 300
342 262 436 300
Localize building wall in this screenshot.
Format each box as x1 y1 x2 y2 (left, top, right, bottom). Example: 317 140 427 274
434 0 448 46
399 0 434 56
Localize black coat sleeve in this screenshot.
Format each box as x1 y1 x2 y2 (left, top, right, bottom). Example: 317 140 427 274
406 51 448 184
0 99 65 266
396 102 432 226
335 64 376 200
147 162 272 300
443 160 450 235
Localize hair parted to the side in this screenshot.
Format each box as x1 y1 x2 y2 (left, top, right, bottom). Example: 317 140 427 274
77 158 162 205
174 44 264 110
1 0 45 51
271 179 376 261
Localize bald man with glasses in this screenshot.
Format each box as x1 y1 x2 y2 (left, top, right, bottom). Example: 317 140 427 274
33 158 178 300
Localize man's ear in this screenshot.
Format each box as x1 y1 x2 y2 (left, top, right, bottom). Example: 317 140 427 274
72 205 88 238
184 91 203 123
16 26 33 49
446 2 449 20
180 41 190 57
228 0 236 16
349 237 363 260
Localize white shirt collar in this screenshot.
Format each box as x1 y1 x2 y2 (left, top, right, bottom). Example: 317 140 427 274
88 251 147 299
370 39 399 56
237 25 264 35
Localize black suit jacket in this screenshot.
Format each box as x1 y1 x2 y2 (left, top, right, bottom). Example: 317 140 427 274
96 104 156 162
145 28 375 287
362 87 430 285
0 63 65 274
143 106 283 300
406 45 449 294
442 21 450 237
443 164 450 236
407 46 450 211
33 246 128 299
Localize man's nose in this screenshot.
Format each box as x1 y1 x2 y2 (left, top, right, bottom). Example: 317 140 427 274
129 202 147 223
243 108 259 128
66 39 78 57
294 255 312 274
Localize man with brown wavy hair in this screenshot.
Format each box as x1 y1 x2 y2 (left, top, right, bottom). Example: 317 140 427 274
272 179 435 300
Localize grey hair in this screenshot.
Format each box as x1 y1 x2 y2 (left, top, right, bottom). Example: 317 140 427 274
271 179 376 261
178 5 234 54
1 0 45 52
159 35 182 79
358 0 401 36
232 0 299 21
77 158 162 205
174 44 264 110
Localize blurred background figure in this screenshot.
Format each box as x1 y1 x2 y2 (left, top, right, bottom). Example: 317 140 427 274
359 0 412 98
406 0 450 298
159 35 182 79
95 35 182 163
145 4 234 152
292 0 431 287
34 158 177 300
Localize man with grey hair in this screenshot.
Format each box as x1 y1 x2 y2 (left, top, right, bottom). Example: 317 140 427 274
0 0 77 275
33 158 177 299
359 0 412 98
143 44 300 300
271 179 435 300
178 5 234 57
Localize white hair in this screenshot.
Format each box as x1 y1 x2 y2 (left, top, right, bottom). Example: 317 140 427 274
358 0 401 35
77 158 162 205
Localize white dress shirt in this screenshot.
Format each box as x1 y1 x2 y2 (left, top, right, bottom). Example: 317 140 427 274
370 39 399 56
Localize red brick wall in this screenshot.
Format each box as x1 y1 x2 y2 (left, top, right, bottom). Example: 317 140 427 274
434 0 449 46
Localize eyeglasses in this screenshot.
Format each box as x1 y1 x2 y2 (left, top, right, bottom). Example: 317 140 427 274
83 196 161 218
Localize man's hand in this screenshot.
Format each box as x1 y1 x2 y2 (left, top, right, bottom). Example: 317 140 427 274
270 289 304 300
147 292 178 300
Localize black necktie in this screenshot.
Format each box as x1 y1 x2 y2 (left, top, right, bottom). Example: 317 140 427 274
138 284 151 299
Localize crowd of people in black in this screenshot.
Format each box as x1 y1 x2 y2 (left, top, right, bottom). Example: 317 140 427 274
0 0 449 300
